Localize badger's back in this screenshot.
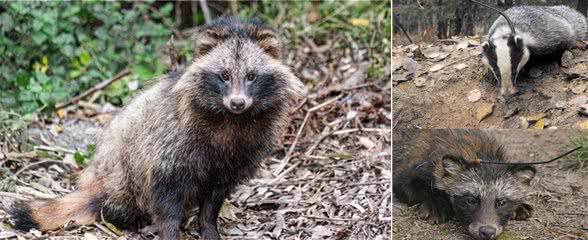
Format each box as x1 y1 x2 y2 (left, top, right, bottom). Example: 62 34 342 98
488 5 587 55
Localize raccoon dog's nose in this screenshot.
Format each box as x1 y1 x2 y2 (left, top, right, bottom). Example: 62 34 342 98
230 98 246 111
479 226 496 240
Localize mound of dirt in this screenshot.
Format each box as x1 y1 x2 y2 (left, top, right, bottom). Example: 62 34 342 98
393 37 588 129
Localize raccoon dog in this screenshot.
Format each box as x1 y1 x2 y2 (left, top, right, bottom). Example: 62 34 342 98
480 4 587 98
393 130 536 240
8 17 303 240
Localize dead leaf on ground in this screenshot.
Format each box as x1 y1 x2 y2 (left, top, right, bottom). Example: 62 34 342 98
429 64 444 72
476 103 494 121
467 89 482 102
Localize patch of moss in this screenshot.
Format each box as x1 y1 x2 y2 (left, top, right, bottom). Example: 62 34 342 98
497 231 521 240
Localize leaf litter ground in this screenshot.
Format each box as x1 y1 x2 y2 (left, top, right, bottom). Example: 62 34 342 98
0 35 391 239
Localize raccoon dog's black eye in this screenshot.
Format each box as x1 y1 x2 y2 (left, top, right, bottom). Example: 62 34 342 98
246 73 256 82
221 71 230 81
465 195 478 205
496 198 506 207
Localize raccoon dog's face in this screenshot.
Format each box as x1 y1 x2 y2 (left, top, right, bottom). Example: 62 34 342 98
174 18 302 117
435 156 536 240
481 34 530 98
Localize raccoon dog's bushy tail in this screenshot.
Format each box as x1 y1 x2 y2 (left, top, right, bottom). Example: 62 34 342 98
8 176 101 231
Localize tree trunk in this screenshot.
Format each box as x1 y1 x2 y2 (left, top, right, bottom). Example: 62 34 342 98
436 0 447 39
578 0 588 16
464 0 475 36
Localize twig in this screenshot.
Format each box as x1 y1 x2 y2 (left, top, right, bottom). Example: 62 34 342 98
229 0 238 15
343 82 373 91
199 0 212 24
0 191 32 201
274 95 345 176
305 216 363 222
308 94 343 112
93 223 119 238
34 145 76 154
269 162 301 184
336 181 389 190
167 35 178 72
55 69 131 109
289 97 308 115
304 127 334 156
302 35 327 62
393 14 413 44
332 128 391 135
273 112 310 176
146 4 184 39
13 159 66 177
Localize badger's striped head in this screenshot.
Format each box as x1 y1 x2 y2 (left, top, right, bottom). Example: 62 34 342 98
481 34 530 99
434 155 536 240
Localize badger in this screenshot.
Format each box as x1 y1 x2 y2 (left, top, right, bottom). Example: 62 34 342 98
393 129 536 240
477 2 587 99
8 17 303 240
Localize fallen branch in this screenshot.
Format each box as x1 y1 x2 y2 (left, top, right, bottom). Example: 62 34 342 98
0 191 32 201
55 69 131 110
273 95 343 176
13 159 68 177
199 0 212 24
167 35 178 72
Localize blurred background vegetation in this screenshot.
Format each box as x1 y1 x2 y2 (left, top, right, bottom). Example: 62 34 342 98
393 0 587 44
0 0 390 114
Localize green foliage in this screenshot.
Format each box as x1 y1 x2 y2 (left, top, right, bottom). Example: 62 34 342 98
74 144 96 165
565 135 588 173
237 0 391 80
0 110 33 152
0 2 175 113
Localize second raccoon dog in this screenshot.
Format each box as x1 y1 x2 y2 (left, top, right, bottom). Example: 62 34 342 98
8 18 303 240
393 130 536 240
480 4 587 98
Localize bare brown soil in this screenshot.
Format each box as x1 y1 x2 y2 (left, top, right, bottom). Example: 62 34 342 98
392 130 588 240
393 37 588 129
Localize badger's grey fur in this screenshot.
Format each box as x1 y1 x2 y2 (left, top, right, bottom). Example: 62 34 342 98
393 129 536 240
8 17 303 240
480 5 587 98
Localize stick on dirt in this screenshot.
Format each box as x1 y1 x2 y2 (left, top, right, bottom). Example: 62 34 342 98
167 35 178 72
55 69 131 110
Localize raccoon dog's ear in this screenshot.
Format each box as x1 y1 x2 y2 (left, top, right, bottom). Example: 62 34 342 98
509 165 536 185
253 28 281 59
440 155 468 177
194 27 224 57
514 35 524 49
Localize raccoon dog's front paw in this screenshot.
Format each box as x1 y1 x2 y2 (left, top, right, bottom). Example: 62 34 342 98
416 203 449 224
512 202 533 220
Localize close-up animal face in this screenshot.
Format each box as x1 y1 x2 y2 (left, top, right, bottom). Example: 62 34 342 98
173 19 301 118
481 35 530 98
435 156 536 240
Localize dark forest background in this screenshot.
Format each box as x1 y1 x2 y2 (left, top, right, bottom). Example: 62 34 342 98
393 0 588 44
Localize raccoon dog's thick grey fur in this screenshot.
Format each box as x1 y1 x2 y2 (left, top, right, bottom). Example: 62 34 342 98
8 17 303 240
393 129 536 240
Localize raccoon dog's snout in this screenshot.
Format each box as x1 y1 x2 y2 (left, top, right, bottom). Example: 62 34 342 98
223 94 253 114
478 226 497 240
230 97 246 111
